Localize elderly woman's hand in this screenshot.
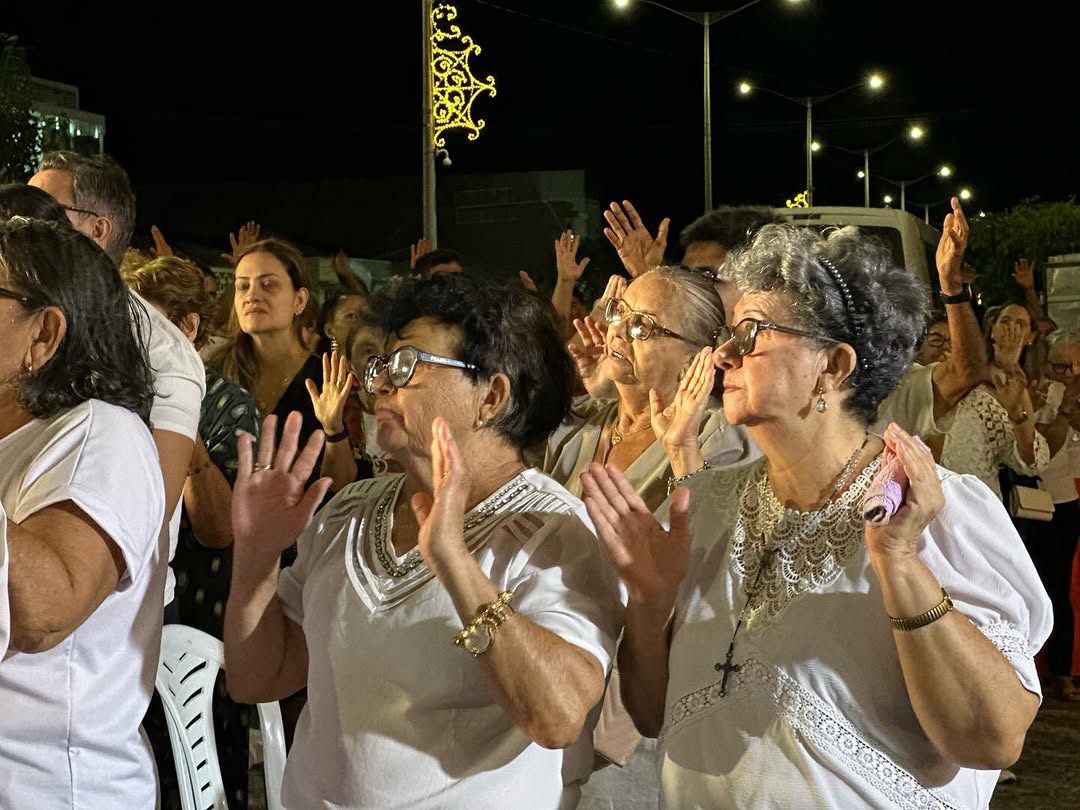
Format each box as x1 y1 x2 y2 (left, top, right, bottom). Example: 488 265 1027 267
651 347 714 452
306 351 355 434
232 413 333 556
567 316 610 396
411 418 471 573
864 424 944 563
589 274 628 323
581 462 690 607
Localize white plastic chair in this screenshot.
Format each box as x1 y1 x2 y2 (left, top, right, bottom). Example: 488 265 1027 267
156 624 287 810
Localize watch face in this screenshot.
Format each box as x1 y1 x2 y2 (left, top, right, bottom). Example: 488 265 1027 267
463 621 494 655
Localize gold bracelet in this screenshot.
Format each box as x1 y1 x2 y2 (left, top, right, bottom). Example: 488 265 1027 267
453 591 515 657
889 588 954 632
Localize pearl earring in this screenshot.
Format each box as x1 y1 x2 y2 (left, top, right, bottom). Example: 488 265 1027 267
815 386 828 413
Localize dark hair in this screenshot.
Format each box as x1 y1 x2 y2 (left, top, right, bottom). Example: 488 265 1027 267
0 184 69 223
413 248 464 279
0 218 154 424
37 151 136 267
679 206 777 252
380 273 574 450
729 224 928 426
209 237 312 392
317 288 371 353
982 303 1032 365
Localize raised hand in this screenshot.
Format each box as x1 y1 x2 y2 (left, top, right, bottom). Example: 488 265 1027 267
410 417 470 572
223 220 262 266
555 230 591 284
935 197 969 295
650 347 715 449
410 238 434 269
865 424 943 561
150 225 174 257
991 373 1033 422
305 351 355 434
581 462 691 606
567 316 609 396
232 412 333 555
1012 258 1036 291
603 200 670 278
519 270 538 292
589 274 628 323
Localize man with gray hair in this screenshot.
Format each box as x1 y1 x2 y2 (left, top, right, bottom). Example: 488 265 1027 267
29 151 205 613
29 151 136 267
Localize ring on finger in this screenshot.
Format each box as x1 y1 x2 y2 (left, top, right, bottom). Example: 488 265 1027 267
253 462 272 473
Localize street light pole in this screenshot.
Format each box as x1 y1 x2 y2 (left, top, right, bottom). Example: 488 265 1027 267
421 0 437 246
702 12 712 211
805 97 813 205
863 148 870 208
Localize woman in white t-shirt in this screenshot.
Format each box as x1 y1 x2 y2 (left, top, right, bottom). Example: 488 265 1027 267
225 274 623 809
0 217 166 808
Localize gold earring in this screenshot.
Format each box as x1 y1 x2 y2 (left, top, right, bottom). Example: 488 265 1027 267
331 338 340 353
815 385 828 413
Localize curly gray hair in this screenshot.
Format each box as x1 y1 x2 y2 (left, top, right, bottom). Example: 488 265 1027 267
727 224 928 425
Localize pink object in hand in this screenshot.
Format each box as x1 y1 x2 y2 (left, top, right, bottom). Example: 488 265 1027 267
864 445 910 526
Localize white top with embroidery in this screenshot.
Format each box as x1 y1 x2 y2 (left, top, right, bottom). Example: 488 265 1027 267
658 458 1052 810
940 385 1049 500
276 468 623 810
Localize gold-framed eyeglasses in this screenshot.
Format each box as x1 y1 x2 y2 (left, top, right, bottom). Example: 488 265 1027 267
604 298 697 346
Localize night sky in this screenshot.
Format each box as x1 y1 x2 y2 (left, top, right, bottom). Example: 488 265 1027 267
6 1 1078 257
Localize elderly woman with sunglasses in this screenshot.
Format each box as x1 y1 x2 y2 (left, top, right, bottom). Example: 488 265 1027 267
582 224 1052 809
224 273 622 809
540 266 758 514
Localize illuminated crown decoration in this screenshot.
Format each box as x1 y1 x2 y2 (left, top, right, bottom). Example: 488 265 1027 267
431 4 497 148
785 191 810 209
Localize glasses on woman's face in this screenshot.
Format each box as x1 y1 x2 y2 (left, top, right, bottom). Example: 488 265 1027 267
1051 362 1078 376
604 298 696 345
716 317 832 358
61 204 101 218
0 286 32 306
363 344 479 394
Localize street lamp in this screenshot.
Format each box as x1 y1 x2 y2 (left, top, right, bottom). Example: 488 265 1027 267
883 194 894 205
913 190 974 224
737 72 887 205
959 187 973 201
830 124 924 207
613 0 803 212
879 164 955 211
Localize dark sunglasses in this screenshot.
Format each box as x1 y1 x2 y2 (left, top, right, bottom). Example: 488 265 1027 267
716 317 833 357
604 298 697 346
1051 362 1076 375
363 344 479 394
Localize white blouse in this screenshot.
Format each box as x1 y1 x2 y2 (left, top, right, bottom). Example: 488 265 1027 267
940 386 1049 500
658 458 1052 810
276 468 623 809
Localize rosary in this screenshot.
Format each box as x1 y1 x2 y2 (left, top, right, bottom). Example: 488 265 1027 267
714 544 776 697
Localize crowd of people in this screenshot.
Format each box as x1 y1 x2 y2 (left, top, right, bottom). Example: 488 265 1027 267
0 149 1075 810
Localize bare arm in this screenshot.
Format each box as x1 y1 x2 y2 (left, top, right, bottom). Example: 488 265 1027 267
319 438 358 492
7 503 124 653
153 429 196 522
223 544 309 702
223 413 330 702
931 201 989 420
871 426 1039 769
414 421 606 748
183 437 235 549
552 230 590 327
580 464 691 737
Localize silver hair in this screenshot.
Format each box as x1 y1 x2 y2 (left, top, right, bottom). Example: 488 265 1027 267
1048 328 1080 353
727 224 929 426
640 265 726 348
37 151 135 267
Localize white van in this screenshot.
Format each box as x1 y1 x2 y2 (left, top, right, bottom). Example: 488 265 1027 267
770 206 942 293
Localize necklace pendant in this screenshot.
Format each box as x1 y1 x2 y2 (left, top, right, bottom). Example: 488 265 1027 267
610 431 622 448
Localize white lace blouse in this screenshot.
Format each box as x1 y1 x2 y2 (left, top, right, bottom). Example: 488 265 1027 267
657 458 1052 810
940 386 1049 500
